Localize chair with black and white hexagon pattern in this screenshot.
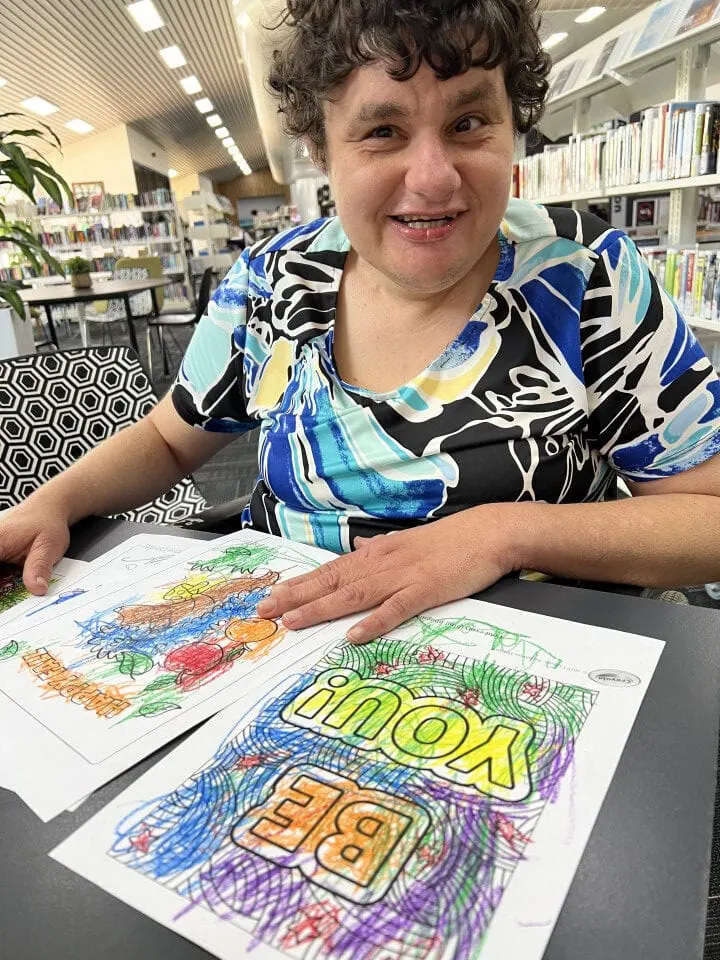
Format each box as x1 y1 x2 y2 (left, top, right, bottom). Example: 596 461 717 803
0 346 207 524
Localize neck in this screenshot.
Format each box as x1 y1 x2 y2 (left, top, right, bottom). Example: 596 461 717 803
349 236 501 324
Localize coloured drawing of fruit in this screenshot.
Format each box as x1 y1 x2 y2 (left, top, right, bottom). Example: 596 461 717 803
224 618 277 654
164 642 224 677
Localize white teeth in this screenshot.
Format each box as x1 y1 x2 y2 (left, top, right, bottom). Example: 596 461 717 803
397 217 453 229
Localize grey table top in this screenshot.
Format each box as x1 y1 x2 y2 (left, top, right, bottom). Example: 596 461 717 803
19 277 170 306
1 517 718 960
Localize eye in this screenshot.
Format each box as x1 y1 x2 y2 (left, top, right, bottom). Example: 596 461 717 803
369 126 395 139
454 116 486 134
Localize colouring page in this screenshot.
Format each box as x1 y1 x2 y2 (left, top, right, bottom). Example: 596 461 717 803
53 597 663 960
0 530 355 819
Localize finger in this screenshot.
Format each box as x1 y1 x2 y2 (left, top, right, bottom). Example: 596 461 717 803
23 534 65 594
345 587 422 645
257 553 370 616
280 574 394 631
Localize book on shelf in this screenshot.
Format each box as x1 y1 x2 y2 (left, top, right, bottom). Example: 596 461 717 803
548 60 582 99
588 37 619 80
517 99 720 200
643 246 720 322
677 0 720 35
630 0 692 58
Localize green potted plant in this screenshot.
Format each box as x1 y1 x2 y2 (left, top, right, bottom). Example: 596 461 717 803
0 112 72 317
64 256 93 289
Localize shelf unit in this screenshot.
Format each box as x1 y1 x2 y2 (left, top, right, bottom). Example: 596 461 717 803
523 6 720 251
180 193 238 276
31 198 192 309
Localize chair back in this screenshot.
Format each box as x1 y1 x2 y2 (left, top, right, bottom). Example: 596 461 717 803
193 267 215 323
0 346 206 523
91 257 163 318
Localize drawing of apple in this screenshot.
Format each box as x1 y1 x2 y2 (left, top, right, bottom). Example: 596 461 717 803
164 642 223 678
177 660 233 691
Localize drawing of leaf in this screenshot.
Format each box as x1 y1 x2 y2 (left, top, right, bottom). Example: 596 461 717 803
143 673 179 692
138 700 181 717
118 651 154 679
0 640 18 661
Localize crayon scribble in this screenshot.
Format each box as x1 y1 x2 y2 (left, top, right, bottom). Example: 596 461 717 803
5 542 316 721
111 635 595 959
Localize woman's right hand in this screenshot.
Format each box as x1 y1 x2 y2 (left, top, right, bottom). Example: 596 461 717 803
0 501 71 594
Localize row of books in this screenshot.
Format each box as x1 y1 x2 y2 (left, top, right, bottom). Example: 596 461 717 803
514 100 720 200
548 0 720 102
37 223 178 246
35 189 175 217
644 247 720 322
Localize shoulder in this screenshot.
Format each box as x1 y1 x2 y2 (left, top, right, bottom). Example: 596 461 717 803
246 216 350 263
502 196 631 260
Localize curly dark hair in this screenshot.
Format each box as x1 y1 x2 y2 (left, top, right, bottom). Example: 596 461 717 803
267 0 551 166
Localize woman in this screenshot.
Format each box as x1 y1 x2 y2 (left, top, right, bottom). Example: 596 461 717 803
4 0 720 645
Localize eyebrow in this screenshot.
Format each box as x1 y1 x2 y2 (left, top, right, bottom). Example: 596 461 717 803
345 78 504 134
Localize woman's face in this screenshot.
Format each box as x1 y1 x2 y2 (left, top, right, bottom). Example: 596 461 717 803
323 59 515 297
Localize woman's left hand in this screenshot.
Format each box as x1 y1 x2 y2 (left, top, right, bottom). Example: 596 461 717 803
256 506 517 644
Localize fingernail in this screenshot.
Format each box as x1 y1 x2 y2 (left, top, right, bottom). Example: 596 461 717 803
346 626 364 643
283 610 300 627
36 577 49 592
257 598 276 615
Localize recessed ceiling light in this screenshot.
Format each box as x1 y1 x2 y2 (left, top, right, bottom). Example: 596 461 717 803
543 32 568 50
241 166 252 176
238 11 251 29
206 114 222 127
222 137 235 147
180 75 202 94
127 0 164 32
574 6 605 23
195 97 213 113
229 147 241 156
65 118 94 134
168 168 179 178
21 96 60 116
159 46 187 69
215 126 230 138
0 78 7 88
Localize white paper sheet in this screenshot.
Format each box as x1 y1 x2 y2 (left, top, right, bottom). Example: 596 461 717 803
0 536 205 798
0 530 356 819
52 597 663 960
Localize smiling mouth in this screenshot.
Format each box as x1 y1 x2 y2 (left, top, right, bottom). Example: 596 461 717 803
390 212 464 229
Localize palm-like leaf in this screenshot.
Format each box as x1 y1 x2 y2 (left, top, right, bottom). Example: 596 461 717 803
0 112 71 314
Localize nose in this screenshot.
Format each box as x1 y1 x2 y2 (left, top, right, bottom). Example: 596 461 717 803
403 133 461 202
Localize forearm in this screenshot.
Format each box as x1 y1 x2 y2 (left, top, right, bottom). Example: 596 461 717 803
24 416 191 524
496 494 720 588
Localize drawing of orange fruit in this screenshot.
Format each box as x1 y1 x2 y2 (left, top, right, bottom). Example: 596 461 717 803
224 618 278 654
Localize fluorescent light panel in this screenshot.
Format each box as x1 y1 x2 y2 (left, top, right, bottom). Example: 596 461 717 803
206 113 222 127
65 118 94 134
543 31 568 50
195 97 214 113
159 46 187 69
0 78 7 88
127 0 164 32
574 6 605 23
21 96 59 116
215 126 229 138
180 75 202 94
222 137 235 147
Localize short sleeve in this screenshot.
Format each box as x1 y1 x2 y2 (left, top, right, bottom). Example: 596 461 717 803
581 231 720 481
172 249 257 433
